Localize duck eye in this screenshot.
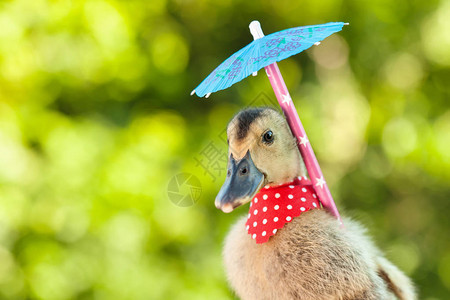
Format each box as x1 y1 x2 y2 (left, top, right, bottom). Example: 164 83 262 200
263 130 274 144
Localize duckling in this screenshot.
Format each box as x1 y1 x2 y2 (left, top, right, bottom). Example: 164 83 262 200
215 107 416 300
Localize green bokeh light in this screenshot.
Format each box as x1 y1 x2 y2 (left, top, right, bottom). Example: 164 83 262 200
0 0 449 299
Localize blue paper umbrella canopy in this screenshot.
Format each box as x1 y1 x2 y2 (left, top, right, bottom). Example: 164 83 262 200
192 22 346 98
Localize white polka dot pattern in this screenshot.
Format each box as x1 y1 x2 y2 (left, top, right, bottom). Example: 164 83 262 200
246 177 321 244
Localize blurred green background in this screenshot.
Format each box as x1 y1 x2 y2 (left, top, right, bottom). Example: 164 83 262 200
0 0 449 299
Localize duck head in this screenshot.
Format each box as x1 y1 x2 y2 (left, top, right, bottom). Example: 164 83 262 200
215 107 306 213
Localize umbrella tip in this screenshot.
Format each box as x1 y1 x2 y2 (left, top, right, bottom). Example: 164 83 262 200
205 93 211 98
249 20 260 28
249 20 264 40
190 89 196 96
252 71 258 76
314 42 321 46
344 22 350 25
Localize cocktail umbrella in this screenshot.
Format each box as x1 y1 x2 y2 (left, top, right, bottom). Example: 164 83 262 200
192 21 348 225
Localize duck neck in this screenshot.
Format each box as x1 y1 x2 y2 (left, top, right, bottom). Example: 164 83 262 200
246 176 320 244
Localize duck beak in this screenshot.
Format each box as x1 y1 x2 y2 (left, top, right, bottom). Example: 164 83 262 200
215 150 265 213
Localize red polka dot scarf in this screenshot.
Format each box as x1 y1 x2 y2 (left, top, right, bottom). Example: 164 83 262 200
245 177 321 244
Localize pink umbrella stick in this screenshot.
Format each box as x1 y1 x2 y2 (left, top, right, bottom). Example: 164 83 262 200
250 21 343 226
